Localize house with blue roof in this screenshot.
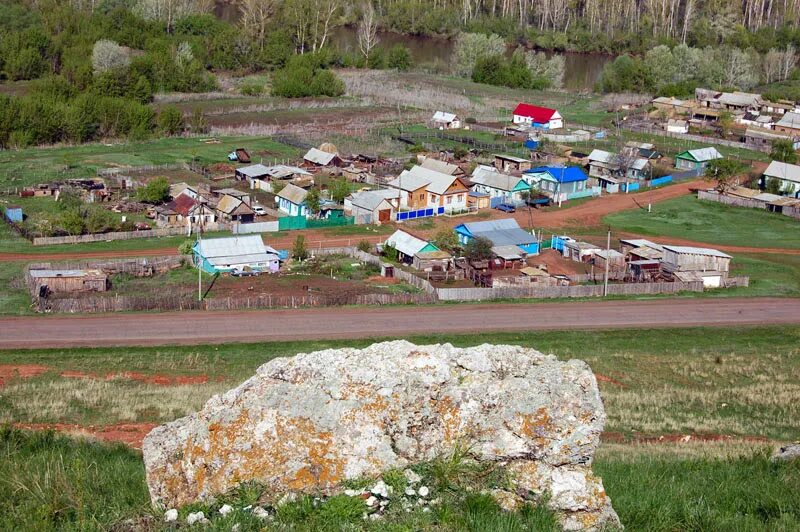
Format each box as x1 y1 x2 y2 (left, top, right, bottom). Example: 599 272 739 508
524 166 589 202
453 218 539 255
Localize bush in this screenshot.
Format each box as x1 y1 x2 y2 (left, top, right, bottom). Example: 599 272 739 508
240 83 264 96
157 106 184 136
136 177 170 204
357 240 372 253
271 55 345 98
387 44 412 70
292 235 308 261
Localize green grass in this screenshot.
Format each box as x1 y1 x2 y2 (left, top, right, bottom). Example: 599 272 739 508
0 136 300 190
605 195 800 249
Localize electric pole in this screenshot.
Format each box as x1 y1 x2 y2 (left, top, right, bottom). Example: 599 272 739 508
603 229 611 297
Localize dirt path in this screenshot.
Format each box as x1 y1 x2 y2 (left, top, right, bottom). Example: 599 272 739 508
1 297 799 349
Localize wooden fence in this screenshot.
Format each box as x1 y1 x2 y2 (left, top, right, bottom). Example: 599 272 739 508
32 227 191 246
698 190 767 210
436 281 704 301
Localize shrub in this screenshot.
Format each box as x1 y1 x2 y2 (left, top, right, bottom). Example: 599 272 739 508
157 106 184 136
136 177 170 204
292 235 308 261
387 44 412 71
240 83 264 96
357 240 372 253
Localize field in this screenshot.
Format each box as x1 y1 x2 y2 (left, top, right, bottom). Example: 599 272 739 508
0 326 798 530
605 195 800 250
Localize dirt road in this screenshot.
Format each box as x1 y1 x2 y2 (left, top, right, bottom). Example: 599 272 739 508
2 297 798 349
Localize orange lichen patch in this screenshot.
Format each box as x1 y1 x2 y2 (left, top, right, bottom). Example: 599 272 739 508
433 395 462 444
165 410 347 507
507 460 543 493
59 370 212 386
339 393 390 426
0 364 49 385
518 407 555 445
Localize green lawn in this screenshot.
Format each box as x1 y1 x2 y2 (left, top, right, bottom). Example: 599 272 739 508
605 195 800 249
1 326 799 531
0 136 301 190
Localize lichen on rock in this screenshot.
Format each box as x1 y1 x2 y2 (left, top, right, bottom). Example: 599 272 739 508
142 340 620 530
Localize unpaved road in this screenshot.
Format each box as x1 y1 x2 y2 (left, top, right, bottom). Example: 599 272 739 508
2 297 798 349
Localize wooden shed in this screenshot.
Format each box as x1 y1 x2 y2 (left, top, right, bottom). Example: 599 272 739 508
662 246 731 274
29 269 109 293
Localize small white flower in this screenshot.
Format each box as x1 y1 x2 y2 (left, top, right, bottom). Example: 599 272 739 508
252 506 271 520
405 487 416 496
218 504 233 516
164 508 178 522
418 486 430 497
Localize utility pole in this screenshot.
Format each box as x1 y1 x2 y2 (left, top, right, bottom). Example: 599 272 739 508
603 229 611 297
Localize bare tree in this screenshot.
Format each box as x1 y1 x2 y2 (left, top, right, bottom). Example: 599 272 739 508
240 0 277 50
134 0 212 31
357 2 380 68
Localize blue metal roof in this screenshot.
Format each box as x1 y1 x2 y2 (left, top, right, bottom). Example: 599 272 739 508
527 166 588 183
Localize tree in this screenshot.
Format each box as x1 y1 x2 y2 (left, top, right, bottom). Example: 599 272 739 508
292 234 308 260
158 106 184 136
452 32 505 78
464 236 493 262
92 40 130 75
59 208 86 235
765 177 783 195
283 0 341 54
357 2 379 68
136 177 171 204
526 50 565 88
717 111 734 137
85 207 117 234
432 228 458 253
188 108 209 134
305 187 321 214
178 239 194 255
705 159 743 193
239 0 277 50
328 178 351 204
770 139 798 164
134 0 213 31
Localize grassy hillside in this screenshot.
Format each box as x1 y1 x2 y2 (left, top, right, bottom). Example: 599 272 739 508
605 195 800 249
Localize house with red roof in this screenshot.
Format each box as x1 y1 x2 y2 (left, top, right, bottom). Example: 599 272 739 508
512 103 563 130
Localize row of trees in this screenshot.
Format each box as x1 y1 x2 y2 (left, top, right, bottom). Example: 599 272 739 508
453 33 565 89
599 43 799 94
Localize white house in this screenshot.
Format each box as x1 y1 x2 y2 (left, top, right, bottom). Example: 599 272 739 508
276 183 309 217
512 103 563 129
431 111 461 129
763 160 800 196
470 165 530 203
666 119 689 134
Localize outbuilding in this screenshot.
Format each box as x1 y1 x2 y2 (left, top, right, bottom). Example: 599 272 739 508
430 111 461 129
661 245 731 286
384 229 440 265
28 269 109 293
3 204 23 223
344 189 399 224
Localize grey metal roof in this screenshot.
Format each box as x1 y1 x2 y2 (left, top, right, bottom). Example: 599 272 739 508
304 148 337 165
420 158 460 175
470 171 525 192
29 269 102 278
663 245 732 259
462 218 522 233
385 230 433 257
620 238 663 251
196 235 276 267
588 149 648 170
468 220 538 246
776 112 800 129
494 154 528 163
350 189 398 211
764 160 800 184
236 164 271 178
683 147 723 162
491 245 524 260
432 111 457 123
387 165 462 195
276 183 309 204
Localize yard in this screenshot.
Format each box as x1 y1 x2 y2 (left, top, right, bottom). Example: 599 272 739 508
605 195 800 249
0 326 798 530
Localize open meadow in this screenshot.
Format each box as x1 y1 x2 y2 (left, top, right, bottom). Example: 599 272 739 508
0 327 798 530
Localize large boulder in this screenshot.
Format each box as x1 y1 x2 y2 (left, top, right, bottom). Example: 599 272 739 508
142 341 620 530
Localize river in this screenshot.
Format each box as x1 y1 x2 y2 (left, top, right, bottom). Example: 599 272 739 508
212 0 611 91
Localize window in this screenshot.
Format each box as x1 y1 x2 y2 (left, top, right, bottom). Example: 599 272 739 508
457 194 464 202
447 196 452 204
419 193 425 200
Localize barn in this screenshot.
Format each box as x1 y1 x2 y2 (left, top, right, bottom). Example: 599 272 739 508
28 269 109 293
661 245 731 287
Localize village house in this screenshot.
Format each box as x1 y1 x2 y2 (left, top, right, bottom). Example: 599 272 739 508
384 229 441 266
387 166 470 214
215 192 255 223
154 205 181 227
240 164 312 192
674 147 723 171
235 164 271 183
524 166 589 202
454 218 539 255
430 111 461 129
494 154 532 173
587 149 650 182
303 147 344 168
661 245 731 288
762 161 800 196
774 111 800 136
276 183 309 217
695 89 764 113
469 165 530 205
419 156 464 176
344 188 399 224
193 235 280 274
651 96 693 115
512 103 563 129
666 119 689 134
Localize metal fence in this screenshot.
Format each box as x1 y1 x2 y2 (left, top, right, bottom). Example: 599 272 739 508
396 207 445 221
278 215 355 231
